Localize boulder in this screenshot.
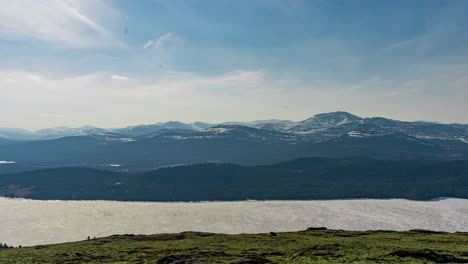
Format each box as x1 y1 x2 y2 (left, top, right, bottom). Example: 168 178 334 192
389 249 468 263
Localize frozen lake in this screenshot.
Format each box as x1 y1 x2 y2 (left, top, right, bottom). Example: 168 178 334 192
1 197 467 246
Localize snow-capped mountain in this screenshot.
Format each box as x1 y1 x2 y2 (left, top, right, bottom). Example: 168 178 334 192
339 129 440 147
92 119 293 138
281 111 363 133
360 117 468 141
34 126 108 139
247 112 468 146
221 119 293 127
1 112 468 174
0 128 37 141
112 121 210 136
2 111 468 149
142 125 301 143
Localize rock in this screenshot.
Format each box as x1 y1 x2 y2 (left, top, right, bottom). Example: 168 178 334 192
389 249 468 263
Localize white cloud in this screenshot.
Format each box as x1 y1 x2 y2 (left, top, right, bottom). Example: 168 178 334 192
0 70 268 129
111 75 129 80
143 40 154 49
0 0 123 47
1 66 468 130
144 33 174 48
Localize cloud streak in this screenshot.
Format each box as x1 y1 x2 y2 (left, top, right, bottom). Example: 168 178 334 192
111 75 129 80
144 33 174 48
0 0 122 47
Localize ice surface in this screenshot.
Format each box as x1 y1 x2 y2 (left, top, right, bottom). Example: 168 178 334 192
0 198 467 246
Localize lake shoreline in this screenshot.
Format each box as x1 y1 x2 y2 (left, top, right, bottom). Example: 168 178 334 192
0 196 458 203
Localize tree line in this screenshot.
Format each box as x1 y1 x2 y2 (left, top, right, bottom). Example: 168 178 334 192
0 243 21 249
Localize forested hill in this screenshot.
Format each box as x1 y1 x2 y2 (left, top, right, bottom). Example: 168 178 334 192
1 158 467 201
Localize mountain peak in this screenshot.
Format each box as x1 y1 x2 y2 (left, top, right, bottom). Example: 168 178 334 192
304 111 362 125
311 111 362 120
285 111 362 132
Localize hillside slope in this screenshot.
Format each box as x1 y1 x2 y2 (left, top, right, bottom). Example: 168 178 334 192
1 229 468 264
1 158 467 201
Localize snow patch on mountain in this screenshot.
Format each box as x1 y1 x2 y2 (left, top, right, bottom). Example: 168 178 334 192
96 133 136 142
208 127 230 134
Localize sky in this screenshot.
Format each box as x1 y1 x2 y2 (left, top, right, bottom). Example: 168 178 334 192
1 0 468 130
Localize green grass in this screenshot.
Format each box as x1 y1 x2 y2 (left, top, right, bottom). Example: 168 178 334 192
1 229 468 263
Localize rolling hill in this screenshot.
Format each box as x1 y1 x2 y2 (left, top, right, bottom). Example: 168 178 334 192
1 158 467 201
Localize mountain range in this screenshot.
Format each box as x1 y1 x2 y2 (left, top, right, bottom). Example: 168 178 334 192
1 111 467 173
2 111 467 142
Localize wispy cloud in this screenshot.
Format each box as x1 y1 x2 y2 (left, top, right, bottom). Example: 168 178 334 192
111 75 129 80
384 1 467 54
144 33 174 48
3 66 468 130
0 0 123 47
0 69 272 129
384 38 417 51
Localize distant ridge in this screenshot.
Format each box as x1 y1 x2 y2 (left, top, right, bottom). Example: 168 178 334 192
1 111 467 141
0 111 468 140
1 158 467 201
1 111 467 173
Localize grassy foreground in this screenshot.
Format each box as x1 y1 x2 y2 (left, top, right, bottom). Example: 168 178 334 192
1 229 468 264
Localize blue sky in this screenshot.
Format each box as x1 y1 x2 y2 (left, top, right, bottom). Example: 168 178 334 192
1 0 468 130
